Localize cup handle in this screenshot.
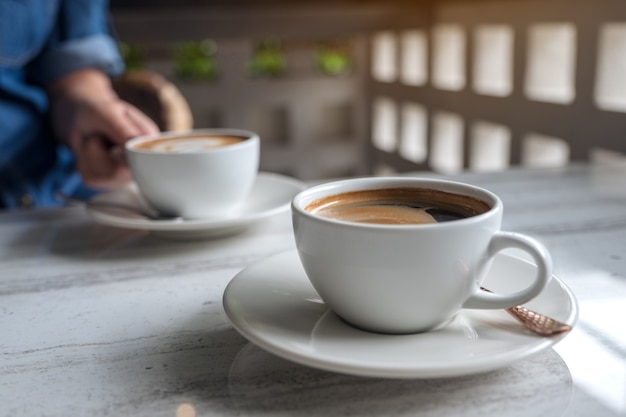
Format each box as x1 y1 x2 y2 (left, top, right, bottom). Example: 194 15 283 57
463 231 553 310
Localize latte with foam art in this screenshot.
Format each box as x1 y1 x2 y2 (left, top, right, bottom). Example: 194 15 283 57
132 134 245 153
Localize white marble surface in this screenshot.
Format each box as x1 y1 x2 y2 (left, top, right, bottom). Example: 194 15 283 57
1 163 625 416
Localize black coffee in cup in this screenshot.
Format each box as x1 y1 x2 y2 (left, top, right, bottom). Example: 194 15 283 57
305 187 490 225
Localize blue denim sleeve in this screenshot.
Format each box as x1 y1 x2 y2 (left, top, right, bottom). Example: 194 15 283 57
34 35 124 85
32 0 125 86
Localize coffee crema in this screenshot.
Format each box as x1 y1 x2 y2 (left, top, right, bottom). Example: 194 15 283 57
132 134 246 153
305 187 491 225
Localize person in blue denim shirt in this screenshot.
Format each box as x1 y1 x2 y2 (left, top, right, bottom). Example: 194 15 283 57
0 0 158 209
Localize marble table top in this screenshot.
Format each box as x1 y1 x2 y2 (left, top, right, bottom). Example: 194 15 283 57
1 163 624 416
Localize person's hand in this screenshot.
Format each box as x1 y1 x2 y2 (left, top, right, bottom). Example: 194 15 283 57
49 69 159 189
65 96 158 189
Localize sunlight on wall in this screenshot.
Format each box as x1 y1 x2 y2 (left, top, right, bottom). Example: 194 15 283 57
522 133 570 167
400 30 428 86
525 23 577 104
430 111 464 172
366 4 626 173
372 31 397 83
595 23 626 113
432 24 466 91
470 121 511 171
473 25 514 97
372 97 398 152
399 102 428 163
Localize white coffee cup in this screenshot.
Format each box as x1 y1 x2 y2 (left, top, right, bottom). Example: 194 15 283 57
125 128 259 219
291 177 552 334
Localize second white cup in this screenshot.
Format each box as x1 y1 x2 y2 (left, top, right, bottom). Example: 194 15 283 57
126 128 259 219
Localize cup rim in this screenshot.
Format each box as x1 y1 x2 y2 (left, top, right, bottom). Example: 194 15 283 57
292 176 501 230
125 128 259 154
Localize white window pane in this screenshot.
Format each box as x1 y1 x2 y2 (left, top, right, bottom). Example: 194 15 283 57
470 121 511 171
400 30 428 86
399 103 428 163
522 133 570 167
473 25 514 97
595 23 626 112
432 24 466 91
525 23 577 104
372 31 397 83
372 97 398 152
431 111 464 172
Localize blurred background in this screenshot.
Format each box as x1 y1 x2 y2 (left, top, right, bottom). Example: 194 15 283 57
109 0 626 180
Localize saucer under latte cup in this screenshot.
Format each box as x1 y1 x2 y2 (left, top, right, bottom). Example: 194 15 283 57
291 177 553 334
125 128 259 219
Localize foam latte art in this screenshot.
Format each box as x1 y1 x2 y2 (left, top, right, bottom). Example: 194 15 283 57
133 135 245 153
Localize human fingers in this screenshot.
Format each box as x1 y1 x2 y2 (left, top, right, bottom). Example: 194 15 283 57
104 103 159 164
94 101 157 147
123 103 159 136
76 134 132 188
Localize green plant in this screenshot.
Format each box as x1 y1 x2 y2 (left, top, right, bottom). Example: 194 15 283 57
248 39 286 78
316 44 351 76
173 39 217 81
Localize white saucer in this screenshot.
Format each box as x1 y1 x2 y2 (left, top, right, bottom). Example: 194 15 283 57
223 250 578 379
87 172 305 239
